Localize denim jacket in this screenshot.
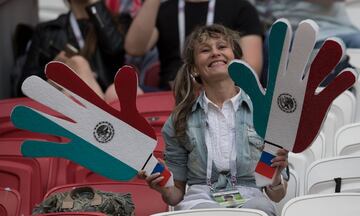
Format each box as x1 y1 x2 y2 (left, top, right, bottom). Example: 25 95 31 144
162 90 264 188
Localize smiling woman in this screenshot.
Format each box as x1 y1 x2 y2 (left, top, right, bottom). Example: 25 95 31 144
177 24 242 98
183 25 239 106
138 24 289 216
193 36 235 86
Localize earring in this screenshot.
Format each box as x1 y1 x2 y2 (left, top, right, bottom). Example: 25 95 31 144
190 72 201 83
190 73 196 81
190 72 198 79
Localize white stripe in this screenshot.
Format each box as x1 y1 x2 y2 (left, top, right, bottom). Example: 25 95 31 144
178 0 216 53
22 76 156 171
70 13 85 49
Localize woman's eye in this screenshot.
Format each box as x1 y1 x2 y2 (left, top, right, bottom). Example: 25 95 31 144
219 45 228 49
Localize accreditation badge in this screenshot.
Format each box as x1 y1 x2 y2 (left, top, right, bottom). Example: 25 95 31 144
211 188 246 208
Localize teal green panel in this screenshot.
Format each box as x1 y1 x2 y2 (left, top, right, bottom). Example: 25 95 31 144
13 106 138 181
229 63 267 138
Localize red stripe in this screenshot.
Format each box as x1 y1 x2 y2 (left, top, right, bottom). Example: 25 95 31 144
158 166 171 187
255 161 276 179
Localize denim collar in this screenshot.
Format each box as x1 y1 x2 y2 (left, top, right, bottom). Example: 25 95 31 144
191 87 253 113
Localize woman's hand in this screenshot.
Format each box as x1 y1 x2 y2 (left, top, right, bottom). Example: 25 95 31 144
138 170 167 194
271 148 288 187
271 148 289 175
264 148 288 202
138 170 186 206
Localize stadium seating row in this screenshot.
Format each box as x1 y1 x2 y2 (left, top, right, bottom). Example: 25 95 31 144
1 84 360 215
0 92 174 216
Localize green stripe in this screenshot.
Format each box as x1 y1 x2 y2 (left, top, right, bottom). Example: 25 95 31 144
11 106 138 181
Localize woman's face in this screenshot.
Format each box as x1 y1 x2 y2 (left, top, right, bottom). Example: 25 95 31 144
193 36 235 83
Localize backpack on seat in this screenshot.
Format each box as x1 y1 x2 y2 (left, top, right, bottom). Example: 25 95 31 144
32 186 135 216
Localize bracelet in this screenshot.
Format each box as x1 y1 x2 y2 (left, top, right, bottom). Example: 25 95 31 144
268 176 284 191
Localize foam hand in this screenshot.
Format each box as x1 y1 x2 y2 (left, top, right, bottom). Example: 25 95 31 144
229 19 357 186
11 62 174 187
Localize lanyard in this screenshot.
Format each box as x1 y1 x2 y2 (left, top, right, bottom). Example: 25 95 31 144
178 0 216 53
70 13 85 49
204 108 238 190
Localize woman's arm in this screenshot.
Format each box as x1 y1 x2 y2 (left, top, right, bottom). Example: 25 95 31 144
239 35 263 78
124 0 160 56
139 171 186 206
264 175 288 202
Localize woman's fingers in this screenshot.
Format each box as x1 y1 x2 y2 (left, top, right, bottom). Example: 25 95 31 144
271 148 289 170
138 171 165 189
137 170 147 179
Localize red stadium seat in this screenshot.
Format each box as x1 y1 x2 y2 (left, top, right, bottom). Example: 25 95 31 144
0 159 42 216
143 61 161 88
137 91 174 158
63 160 143 185
0 187 21 216
65 161 114 183
0 98 70 190
0 138 60 195
44 182 169 216
136 91 175 117
0 97 63 141
110 91 175 122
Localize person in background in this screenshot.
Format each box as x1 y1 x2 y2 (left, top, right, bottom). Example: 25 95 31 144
17 0 143 102
250 0 360 86
252 0 360 48
139 24 288 216
125 0 264 90
106 0 160 91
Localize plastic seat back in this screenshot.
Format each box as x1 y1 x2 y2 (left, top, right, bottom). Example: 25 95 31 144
281 193 360 216
0 159 41 216
0 187 21 216
320 112 341 157
335 122 360 156
318 90 356 157
150 208 269 216
274 169 300 214
305 155 360 195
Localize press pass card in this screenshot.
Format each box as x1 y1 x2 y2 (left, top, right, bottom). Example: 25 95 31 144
211 189 246 208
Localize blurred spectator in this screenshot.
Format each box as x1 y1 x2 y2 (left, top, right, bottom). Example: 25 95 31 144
125 0 264 90
105 0 142 17
250 0 360 86
252 0 360 48
106 0 160 92
1 0 38 99
17 0 141 102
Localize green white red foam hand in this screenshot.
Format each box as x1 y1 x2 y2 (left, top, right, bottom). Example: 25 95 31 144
11 62 174 187
229 19 358 186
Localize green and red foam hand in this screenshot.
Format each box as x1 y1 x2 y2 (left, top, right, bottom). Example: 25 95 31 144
11 62 174 187
229 19 358 186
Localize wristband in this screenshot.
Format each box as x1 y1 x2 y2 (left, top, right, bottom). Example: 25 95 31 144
268 176 284 191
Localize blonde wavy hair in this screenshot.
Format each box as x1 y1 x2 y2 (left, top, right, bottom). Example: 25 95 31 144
172 24 243 140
